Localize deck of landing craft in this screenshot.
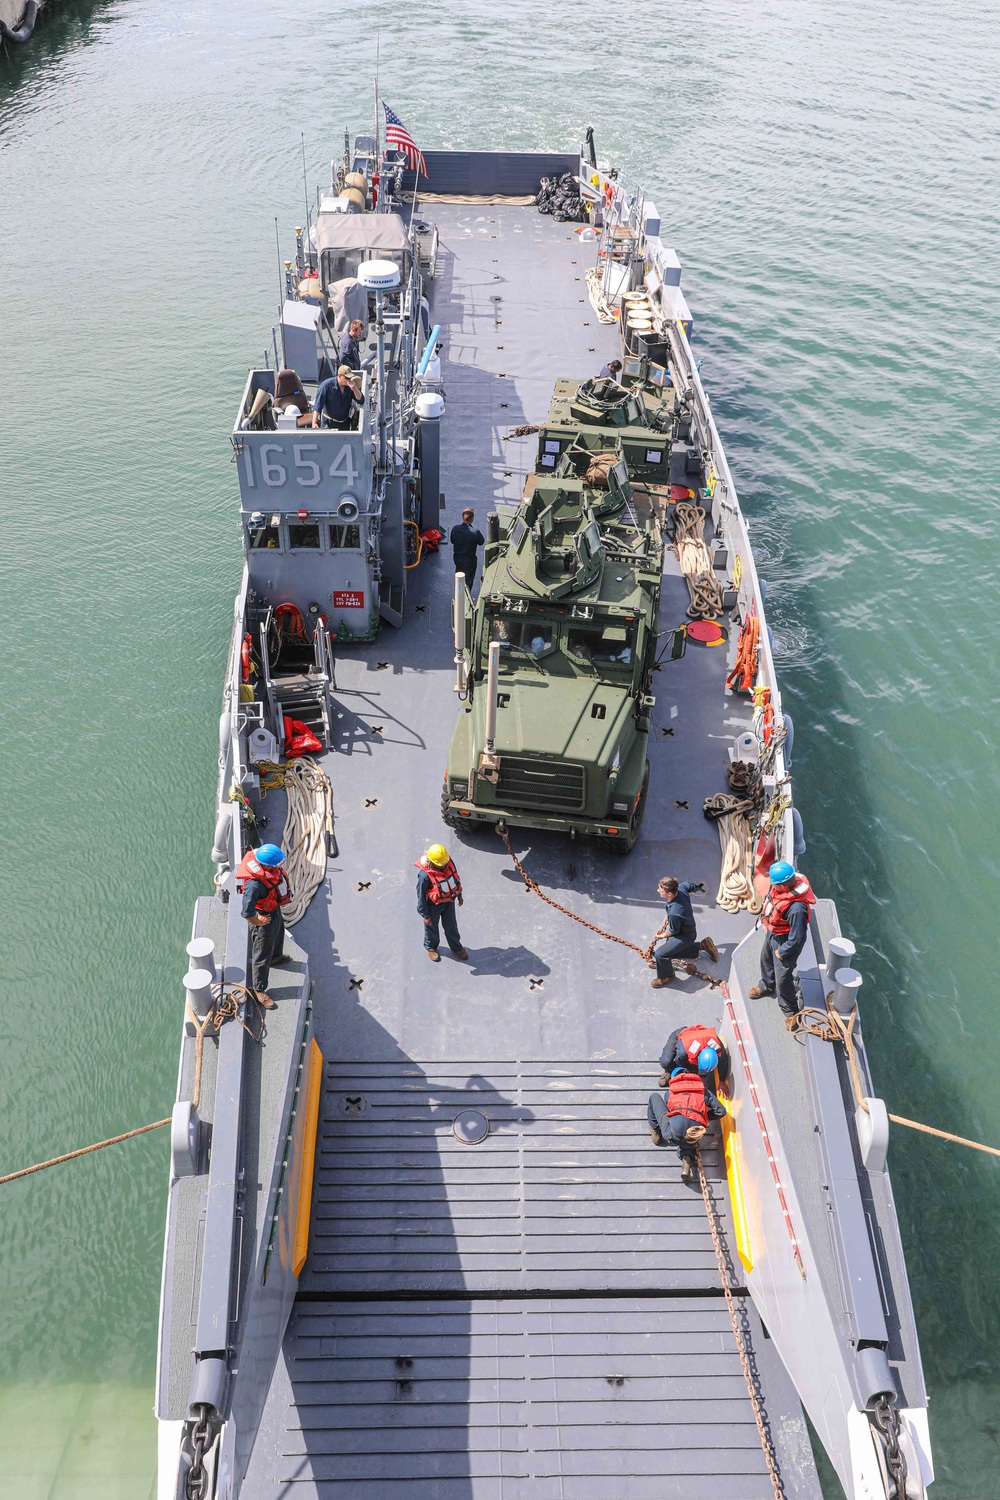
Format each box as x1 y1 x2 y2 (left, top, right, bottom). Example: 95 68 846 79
240 205 821 1497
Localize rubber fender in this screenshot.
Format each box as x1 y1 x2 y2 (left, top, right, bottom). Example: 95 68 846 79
792 805 806 857
0 2 38 43
759 578 767 602
783 712 794 765
218 709 232 761
212 809 232 865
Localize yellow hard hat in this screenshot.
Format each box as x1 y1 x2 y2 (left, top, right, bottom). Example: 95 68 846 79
426 844 449 867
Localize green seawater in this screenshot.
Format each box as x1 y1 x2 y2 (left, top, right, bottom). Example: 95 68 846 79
2 2 997 1494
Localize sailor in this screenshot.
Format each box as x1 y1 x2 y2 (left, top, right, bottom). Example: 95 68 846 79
236 843 292 1007
650 877 719 989
339 318 366 371
648 1068 727 1182
658 1024 730 1089
450 508 485 591
748 861 817 1016
599 358 623 380
311 365 363 430
415 844 468 963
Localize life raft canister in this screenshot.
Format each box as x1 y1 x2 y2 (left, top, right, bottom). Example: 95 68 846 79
665 1071 709 1127
761 874 817 936
678 1024 723 1066
414 855 462 905
236 851 291 913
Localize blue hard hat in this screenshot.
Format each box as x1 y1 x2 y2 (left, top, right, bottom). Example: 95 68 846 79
697 1046 719 1075
255 844 286 867
769 860 795 885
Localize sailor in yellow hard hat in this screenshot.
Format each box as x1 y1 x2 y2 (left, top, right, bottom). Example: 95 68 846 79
414 844 467 963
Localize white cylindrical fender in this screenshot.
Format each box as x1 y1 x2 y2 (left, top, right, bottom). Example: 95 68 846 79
212 808 232 865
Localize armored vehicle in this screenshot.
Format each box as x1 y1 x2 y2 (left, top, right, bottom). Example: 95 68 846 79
536 371 681 485
442 454 662 852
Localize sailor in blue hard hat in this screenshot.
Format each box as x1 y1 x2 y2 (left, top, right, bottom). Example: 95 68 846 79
234 844 292 1007
647 1066 727 1184
748 861 817 1017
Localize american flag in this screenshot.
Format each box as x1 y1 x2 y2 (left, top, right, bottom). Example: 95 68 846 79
383 103 428 178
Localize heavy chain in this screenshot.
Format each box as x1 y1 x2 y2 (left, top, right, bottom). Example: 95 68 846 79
496 827 724 988
696 1152 785 1499
185 1404 214 1500
871 1392 909 1499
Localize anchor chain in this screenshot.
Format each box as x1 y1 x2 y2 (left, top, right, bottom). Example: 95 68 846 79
496 827 723 988
184 1404 216 1500
696 1151 785 1498
871 1392 909 1499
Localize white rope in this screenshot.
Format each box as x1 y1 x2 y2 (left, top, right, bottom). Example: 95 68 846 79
673 502 724 620
585 266 617 324
704 792 759 914
281 757 334 925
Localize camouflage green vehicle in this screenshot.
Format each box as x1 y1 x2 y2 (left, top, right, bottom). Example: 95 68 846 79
442 455 663 854
535 372 680 487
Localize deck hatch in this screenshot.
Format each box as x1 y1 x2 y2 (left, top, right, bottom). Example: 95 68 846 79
496 755 586 811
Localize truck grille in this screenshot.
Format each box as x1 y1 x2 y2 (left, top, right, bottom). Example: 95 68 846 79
497 756 586 812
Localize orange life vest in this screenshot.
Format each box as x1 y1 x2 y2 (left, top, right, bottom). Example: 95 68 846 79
414 856 462 905
665 1071 709 1127
236 851 291 913
677 1025 723 1067
761 874 816 936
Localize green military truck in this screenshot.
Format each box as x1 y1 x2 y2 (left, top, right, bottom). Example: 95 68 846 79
442 453 664 854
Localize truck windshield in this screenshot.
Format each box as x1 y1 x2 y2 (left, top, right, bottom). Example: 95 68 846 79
488 617 556 663
566 622 635 668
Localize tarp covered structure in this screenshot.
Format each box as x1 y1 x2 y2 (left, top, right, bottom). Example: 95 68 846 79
316 212 412 288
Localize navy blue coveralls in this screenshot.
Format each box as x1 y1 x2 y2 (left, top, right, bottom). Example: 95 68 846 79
653 882 700 981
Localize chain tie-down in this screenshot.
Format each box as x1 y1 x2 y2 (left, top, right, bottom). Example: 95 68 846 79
497 827 723 988
696 1149 785 1498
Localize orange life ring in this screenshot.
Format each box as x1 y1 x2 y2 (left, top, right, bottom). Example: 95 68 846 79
241 632 252 683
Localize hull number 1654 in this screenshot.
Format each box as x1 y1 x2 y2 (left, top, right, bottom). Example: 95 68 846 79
242 443 359 489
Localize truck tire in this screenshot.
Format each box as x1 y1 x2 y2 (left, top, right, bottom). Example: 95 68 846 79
440 781 492 834
600 760 649 856
440 781 462 830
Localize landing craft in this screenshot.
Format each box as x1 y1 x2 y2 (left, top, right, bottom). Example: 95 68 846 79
157 126 933 1500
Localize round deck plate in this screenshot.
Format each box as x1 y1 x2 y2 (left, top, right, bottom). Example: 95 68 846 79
452 1109 489 1145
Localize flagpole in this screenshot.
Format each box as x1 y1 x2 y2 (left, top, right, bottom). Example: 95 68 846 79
373 0 381 162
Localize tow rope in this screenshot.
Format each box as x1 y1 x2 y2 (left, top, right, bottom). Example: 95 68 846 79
0 983 268 1187
789 996 1000 1158
696 1150 785 1498
497 827 723 988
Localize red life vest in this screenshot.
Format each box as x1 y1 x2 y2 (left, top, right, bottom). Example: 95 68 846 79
678 1024 723 1067
666 1071 709 1127
414 855 462 905
236 851 291 913
761 874 817 936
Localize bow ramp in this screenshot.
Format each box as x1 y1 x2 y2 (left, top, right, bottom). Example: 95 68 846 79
244 1055 816 1499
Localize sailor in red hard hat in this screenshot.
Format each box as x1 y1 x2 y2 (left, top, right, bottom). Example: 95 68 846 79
748 861 817 1017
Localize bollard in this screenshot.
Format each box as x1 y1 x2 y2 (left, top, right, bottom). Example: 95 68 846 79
827 936 856 972
830 966 863 1017
184 967 215 1021
186 938 217 982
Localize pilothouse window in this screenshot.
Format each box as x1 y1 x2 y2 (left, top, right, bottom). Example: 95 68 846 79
249 518 282 550
288 522 321 549
329 523 361 549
